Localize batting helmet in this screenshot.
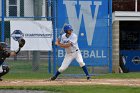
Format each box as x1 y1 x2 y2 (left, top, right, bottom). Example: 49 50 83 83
64 24 73 33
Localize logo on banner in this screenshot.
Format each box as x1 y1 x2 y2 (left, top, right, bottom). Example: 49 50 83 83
132 56 140 65
11 30 24 41
11 30 52 41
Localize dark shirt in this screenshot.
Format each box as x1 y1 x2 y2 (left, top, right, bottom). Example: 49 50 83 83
0 50 10 65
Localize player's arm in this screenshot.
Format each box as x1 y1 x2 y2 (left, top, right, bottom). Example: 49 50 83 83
58 34 77 48
8 47 21 57
55 39 71 48
57 42 71 48
10 38 25 56
10 51 17 56
4 51 16 57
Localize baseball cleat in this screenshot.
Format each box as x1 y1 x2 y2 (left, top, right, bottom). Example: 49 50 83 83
87 76 91 80
50 76 57 81
0 77 3 81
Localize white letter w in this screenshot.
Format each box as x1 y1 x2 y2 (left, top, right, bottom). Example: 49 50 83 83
63 1 102 46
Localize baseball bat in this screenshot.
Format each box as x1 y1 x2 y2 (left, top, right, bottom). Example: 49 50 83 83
58 23 67 40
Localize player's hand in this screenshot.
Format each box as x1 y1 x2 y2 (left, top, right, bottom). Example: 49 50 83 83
10 51 16 56
55 38 60 46
55 41 59 46
57 38 60 42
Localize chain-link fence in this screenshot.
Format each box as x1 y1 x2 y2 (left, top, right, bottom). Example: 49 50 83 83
55 0 113 76
0 0 113 80
0 0 56 79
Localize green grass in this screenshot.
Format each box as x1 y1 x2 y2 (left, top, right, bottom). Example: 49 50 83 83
3 60 140 79
4 60 52 79
0 85 140 93
93 72 140 79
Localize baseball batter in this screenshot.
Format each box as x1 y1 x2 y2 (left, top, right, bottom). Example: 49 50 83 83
0 39 25 81
50 24 90 80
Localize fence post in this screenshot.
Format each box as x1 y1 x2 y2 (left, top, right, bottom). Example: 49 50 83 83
109 0 112 73
52 0 57 74
32 0 43 71
1 0 5 42
48 51 51 73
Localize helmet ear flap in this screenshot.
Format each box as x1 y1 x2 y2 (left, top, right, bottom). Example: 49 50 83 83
64 30 68 33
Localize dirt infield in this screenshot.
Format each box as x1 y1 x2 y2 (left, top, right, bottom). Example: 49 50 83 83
0 79 140 87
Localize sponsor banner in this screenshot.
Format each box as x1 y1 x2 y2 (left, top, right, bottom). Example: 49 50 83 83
120 50 140 71
10 21 53 51
57 0 110 66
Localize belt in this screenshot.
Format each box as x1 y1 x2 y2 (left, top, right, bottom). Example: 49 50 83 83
71 49 78 53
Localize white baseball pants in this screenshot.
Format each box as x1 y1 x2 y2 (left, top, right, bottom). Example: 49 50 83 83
58 51 85 73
